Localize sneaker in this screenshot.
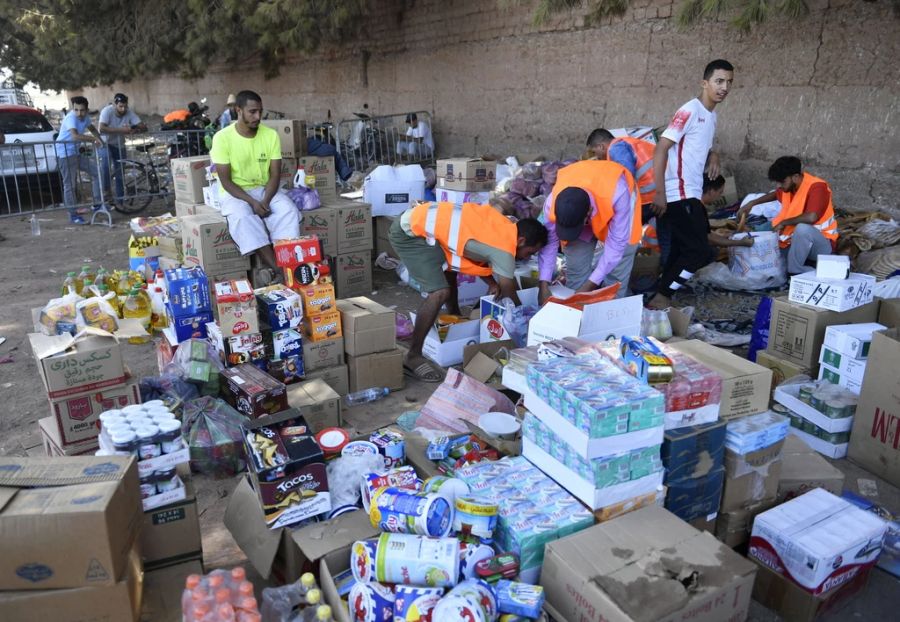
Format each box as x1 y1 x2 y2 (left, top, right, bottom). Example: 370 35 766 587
92 204 112 213
69 215 87 225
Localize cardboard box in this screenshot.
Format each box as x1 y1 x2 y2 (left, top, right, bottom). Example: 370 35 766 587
0 544 143 622
346 349 404 392
166 309 214 342
285 378 341 433
330 251 373 299
716 499 778 548
374 215 397 259
220 363 288 419
175 199 217 219
181 214 250 276
274 236 324 269
593 487 667 523
823 322 886 360
304 364 350 396
766 297 880 372
141 559 205 622
817 360 864 393
541 506 756 622
171 155 210 204
303 308 343 343
267 327 303 361
849 328 900 487
297 155 336 201
721 443 783 512
140 482 202 570
670 340 771 420
774 382 855 433
363 164 426 216
434 187 491 205
38 416 99 456
629 249 661 292
664 465 724 522
301 200 374 257
278 157 297 189
243 410 330 529
302 337 344 372
337 297 396 356
526 294 644 346
256 286 303 331
0 456 141 590
436 158 497 192
208 325 267 368
213 278 259 336
788 272 876 312
165 266 212 318
480 287 538 343
297 283 336 316
751 558 872 622
50 380 140 446
261 119 308 159
816 254 851 280
412 312 479 367
777 436 845 501
788 427 848 459
226 476 377 582
878 297 900 328
661 421 726 483
28 332 126 399
157 233 184 261
755 350 810 395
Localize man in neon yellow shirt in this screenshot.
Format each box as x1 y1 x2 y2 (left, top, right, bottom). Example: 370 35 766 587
210 90 299 273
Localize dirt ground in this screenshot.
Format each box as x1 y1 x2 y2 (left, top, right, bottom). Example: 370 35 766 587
1 202 897 621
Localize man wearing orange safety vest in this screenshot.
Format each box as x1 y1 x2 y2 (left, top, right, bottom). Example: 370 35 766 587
537 160 641 305
390 202 548 381
586 128 657 211
738 156 838 275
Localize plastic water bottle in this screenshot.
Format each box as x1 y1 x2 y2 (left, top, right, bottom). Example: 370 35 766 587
343 387 390 407
30 213 40 236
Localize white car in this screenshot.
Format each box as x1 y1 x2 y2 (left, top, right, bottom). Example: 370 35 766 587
0 104 59 179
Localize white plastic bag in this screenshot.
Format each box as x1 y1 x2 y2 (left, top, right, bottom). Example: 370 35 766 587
696 231 786 291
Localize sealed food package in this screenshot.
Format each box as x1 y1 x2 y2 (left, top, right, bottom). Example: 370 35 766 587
38 293 81 335
183 396 250 476
76 294 120 333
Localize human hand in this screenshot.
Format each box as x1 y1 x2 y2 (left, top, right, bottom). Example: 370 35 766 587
651 192 668 217
740 237 755 247
538 281 551 306
251 199 271 218
576 280 598 294
705 152 721 178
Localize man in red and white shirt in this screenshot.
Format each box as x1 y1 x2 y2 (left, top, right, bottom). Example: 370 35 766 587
648 59 734 309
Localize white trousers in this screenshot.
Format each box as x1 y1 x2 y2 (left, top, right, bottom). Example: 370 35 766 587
220 187 300 255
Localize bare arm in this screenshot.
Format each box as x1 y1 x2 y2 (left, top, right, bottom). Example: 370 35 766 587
261 159 282 207
775 212 818 230
709 232 753 248
738 190 778 216
496 275 521 306
70 126 102 144
651 137 674 216
99 122 132 135
217 163 268 217
705 150 721 178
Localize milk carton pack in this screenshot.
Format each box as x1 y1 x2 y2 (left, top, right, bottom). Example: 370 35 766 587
725 411 790 454
749 488 887 594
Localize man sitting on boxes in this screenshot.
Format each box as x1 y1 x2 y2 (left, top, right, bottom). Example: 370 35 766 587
210 90 300 282
738 156 838 275
390 202 548 381
537 160 641 304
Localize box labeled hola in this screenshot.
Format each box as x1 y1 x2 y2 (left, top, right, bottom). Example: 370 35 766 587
261 119 308 159
171 155 210 204
436 158 497 192
256 286 303 331
0 456 141 590
526 293 644 346
788 272 876 312
214 278 259 336
347 349 404 392
303 337 344 372
300 200 373 257
181 214 250 276
51 380 140 446
363 164 426 216
330 251 373 299
337 296 396 356
29 332 126 399
220 363 289 419
297 155 336 201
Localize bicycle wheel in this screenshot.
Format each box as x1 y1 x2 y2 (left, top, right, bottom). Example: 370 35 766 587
115 160 156 214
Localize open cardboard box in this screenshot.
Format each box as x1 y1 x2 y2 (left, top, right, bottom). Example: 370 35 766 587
411 311 480 367
526 291 643 346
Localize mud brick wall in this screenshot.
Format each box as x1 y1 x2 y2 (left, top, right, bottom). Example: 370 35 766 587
80 0 899 215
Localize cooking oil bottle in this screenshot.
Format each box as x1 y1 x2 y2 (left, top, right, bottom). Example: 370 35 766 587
76 265 94 295
123 287 151 343
62 271 78 296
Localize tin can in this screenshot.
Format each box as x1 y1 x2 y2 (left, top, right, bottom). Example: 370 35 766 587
801 419 818 435
454 496 499 543
423 476 470 505
823 399 851 419
361 466 421 511
373 532 460 588
798 384 815 404
459 542 496 582
432 579 498 622
393 585 444 622
350 539 378 583
317 427 351 457
809 392 826 413
348 581 395 622
370 430 406 469
369 487 453 537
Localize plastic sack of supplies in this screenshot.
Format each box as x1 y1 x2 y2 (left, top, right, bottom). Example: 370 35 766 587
164 338 226 396
182 396 250 477
139 374 200 417
696 231 786 291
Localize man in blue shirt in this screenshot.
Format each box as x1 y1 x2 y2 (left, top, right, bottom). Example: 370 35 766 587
55 96 106 224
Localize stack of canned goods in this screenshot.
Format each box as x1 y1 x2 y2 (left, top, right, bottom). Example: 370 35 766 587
796 383 858 419
98 400 185 499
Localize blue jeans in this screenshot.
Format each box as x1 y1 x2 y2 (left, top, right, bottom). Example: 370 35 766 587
100 144 124 202
59 152 102 215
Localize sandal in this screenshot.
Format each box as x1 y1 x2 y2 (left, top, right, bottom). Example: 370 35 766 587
403 359 445 383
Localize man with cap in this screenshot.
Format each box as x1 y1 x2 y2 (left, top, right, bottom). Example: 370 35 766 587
219 94 238 128
538 160 641 304
98 93 146 206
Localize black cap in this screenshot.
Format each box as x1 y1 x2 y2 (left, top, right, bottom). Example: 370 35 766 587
554 187 591 242
113 93 128 103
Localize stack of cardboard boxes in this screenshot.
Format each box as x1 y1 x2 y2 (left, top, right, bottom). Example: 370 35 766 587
300 199 374 298
165 267 214 343
172 155 212 217
661 420 726 531
298 279 345 394
817 322 885 393
435 158 497 204
337 297 403 393
179 214 249 284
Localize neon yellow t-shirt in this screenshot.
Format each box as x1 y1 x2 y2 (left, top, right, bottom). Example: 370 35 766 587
210 123 281 189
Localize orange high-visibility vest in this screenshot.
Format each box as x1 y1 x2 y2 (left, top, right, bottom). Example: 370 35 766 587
548 160 642 245
608 136 656 205
409 202 517 276
772 172 838 249
641 222 660 252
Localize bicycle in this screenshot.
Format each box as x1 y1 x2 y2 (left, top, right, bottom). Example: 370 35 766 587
113 137 172 214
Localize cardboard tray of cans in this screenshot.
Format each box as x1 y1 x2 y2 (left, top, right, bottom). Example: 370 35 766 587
773 380 856 434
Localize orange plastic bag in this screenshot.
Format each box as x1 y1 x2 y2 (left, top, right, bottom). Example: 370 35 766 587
546 282 620 310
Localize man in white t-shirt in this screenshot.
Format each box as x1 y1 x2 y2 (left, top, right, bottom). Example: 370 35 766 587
648 59 734 309
395 113 434 160
98 93 146 205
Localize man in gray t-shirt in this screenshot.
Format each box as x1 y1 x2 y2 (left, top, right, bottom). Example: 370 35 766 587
98 92 146 204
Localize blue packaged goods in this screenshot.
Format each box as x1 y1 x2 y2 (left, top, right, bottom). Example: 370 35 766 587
333 567 356 597
426 435 451 460
495 580 545 618
432 579 498 622
267 352 304 384
370 532 460 588
620 335 675 384
349 581 395 621
370 430 405 469
393 585 444 621
458 542 496 582
256 286 303 330
664 465 725 521
167 308 214 342
369 487 454 537
661 421 727 483
164 267 211 317
270 328 303 359
361 466 421 511
725 410 789 454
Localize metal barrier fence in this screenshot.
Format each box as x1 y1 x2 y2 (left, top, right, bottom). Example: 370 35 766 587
0 129 210 219
333 111 435 174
